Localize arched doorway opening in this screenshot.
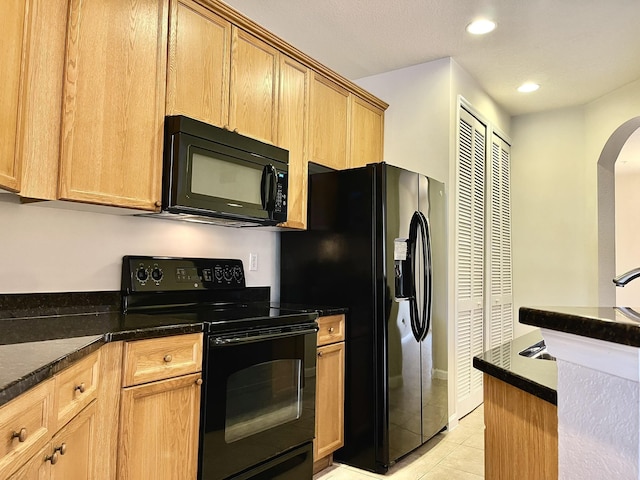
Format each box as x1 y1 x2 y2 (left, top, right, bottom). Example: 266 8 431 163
597 116 640 305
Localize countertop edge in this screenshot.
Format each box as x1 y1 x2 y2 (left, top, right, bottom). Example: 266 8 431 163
473 356 557 405
0 323 206 408
520 307 640 347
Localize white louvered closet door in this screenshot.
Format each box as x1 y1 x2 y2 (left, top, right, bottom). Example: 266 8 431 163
455 107 486 419
487 133 514 350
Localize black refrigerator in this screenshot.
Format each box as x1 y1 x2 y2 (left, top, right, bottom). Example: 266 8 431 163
280 162 448 473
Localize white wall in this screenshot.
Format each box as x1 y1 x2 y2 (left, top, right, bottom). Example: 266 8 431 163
356 57 452 183
510 78 640 338
0 194 279 297
510 107 593 337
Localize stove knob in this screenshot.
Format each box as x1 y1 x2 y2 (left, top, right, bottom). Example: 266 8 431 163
151 266 163 283
214 265 223 282
222 266 233 283
135 266 149 283
232 265 244 283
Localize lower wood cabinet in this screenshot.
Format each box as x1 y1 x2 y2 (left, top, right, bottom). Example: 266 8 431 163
118 373 202 480
3 376 100 480
483 374 558 480
117 334 203 480
49 399 97 480
2 333 204 480
9 400 97 480
314 315 346 472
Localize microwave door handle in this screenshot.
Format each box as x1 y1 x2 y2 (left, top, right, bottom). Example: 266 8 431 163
260 165 270 210
266 165 277 213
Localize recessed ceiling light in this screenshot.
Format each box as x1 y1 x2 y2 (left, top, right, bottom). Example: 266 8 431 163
466 19 496 35
517 82 540 93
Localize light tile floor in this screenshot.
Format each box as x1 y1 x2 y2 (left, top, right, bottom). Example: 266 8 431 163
314 404 484 480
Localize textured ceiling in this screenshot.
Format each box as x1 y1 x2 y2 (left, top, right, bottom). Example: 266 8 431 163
221 0 640 116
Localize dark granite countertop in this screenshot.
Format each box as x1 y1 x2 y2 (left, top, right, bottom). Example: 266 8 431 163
0 292 341 407
0 310 204 407
520 306 640 347
473 329 557 405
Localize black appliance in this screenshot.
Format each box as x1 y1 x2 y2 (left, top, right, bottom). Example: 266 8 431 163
156 115 289 227
121 256 318 480
280 163 448 473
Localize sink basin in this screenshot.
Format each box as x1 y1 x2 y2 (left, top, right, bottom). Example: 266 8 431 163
518 340 556 361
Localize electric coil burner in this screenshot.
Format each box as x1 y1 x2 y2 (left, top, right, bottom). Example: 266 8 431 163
121 256 318 480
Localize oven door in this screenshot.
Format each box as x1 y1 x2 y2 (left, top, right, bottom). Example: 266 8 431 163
199 323 317 480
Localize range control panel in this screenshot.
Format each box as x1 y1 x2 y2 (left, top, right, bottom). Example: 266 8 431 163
122 256 246 293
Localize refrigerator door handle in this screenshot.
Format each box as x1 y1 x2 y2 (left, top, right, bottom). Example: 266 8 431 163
408 211 432 342
420 212 433 342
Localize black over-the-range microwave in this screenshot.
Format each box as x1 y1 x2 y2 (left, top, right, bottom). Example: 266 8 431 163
157 115 289 227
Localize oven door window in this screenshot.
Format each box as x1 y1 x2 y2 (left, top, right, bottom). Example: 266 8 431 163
201 331 316 480
225 359 302 443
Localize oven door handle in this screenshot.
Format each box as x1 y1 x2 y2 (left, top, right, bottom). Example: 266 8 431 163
211 325 319 346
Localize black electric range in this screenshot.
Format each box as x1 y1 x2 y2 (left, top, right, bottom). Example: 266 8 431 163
121 256 318 480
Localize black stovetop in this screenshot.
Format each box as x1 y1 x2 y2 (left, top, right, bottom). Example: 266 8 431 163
121 256 317 333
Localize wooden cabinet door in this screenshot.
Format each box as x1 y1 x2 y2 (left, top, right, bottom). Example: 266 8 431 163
315 342 345 460
8 444 50 480
0 0 28 192
166 0 231 128
278 55 310 229
349 96 384 168
118 373 202 480
309 74 349 170
58 0 168 210
49 401 97 480
229 27 279 144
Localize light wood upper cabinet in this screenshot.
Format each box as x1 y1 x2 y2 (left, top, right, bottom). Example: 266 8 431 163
166 0 231 128
58 0 169 210
229 27 280 144
278 56 310 229
309 74 350 171
0 0 29 192
349 96 384 168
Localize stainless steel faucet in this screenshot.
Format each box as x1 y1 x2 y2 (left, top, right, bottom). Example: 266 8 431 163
613 267 640 287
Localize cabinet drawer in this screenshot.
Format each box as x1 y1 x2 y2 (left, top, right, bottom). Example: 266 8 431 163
53 350 100 431
317 315 345 346
0 379 53 479
122 333 203 387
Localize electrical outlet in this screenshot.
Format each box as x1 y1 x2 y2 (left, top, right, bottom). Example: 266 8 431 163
249 253 258 271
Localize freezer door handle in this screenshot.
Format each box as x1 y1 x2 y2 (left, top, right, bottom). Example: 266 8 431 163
408 211 432 342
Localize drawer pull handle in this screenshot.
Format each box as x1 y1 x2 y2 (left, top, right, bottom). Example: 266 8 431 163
46 452 59 465
196 378 203 386
164 354 173 363
54 443 67 456
328 327 335 333
12 428 27 442
318 351 323 357
75 383 86 394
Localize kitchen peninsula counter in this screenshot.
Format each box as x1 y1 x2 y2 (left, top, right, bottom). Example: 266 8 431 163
519 306 640 478
473 329 557 405
520 306 640 346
